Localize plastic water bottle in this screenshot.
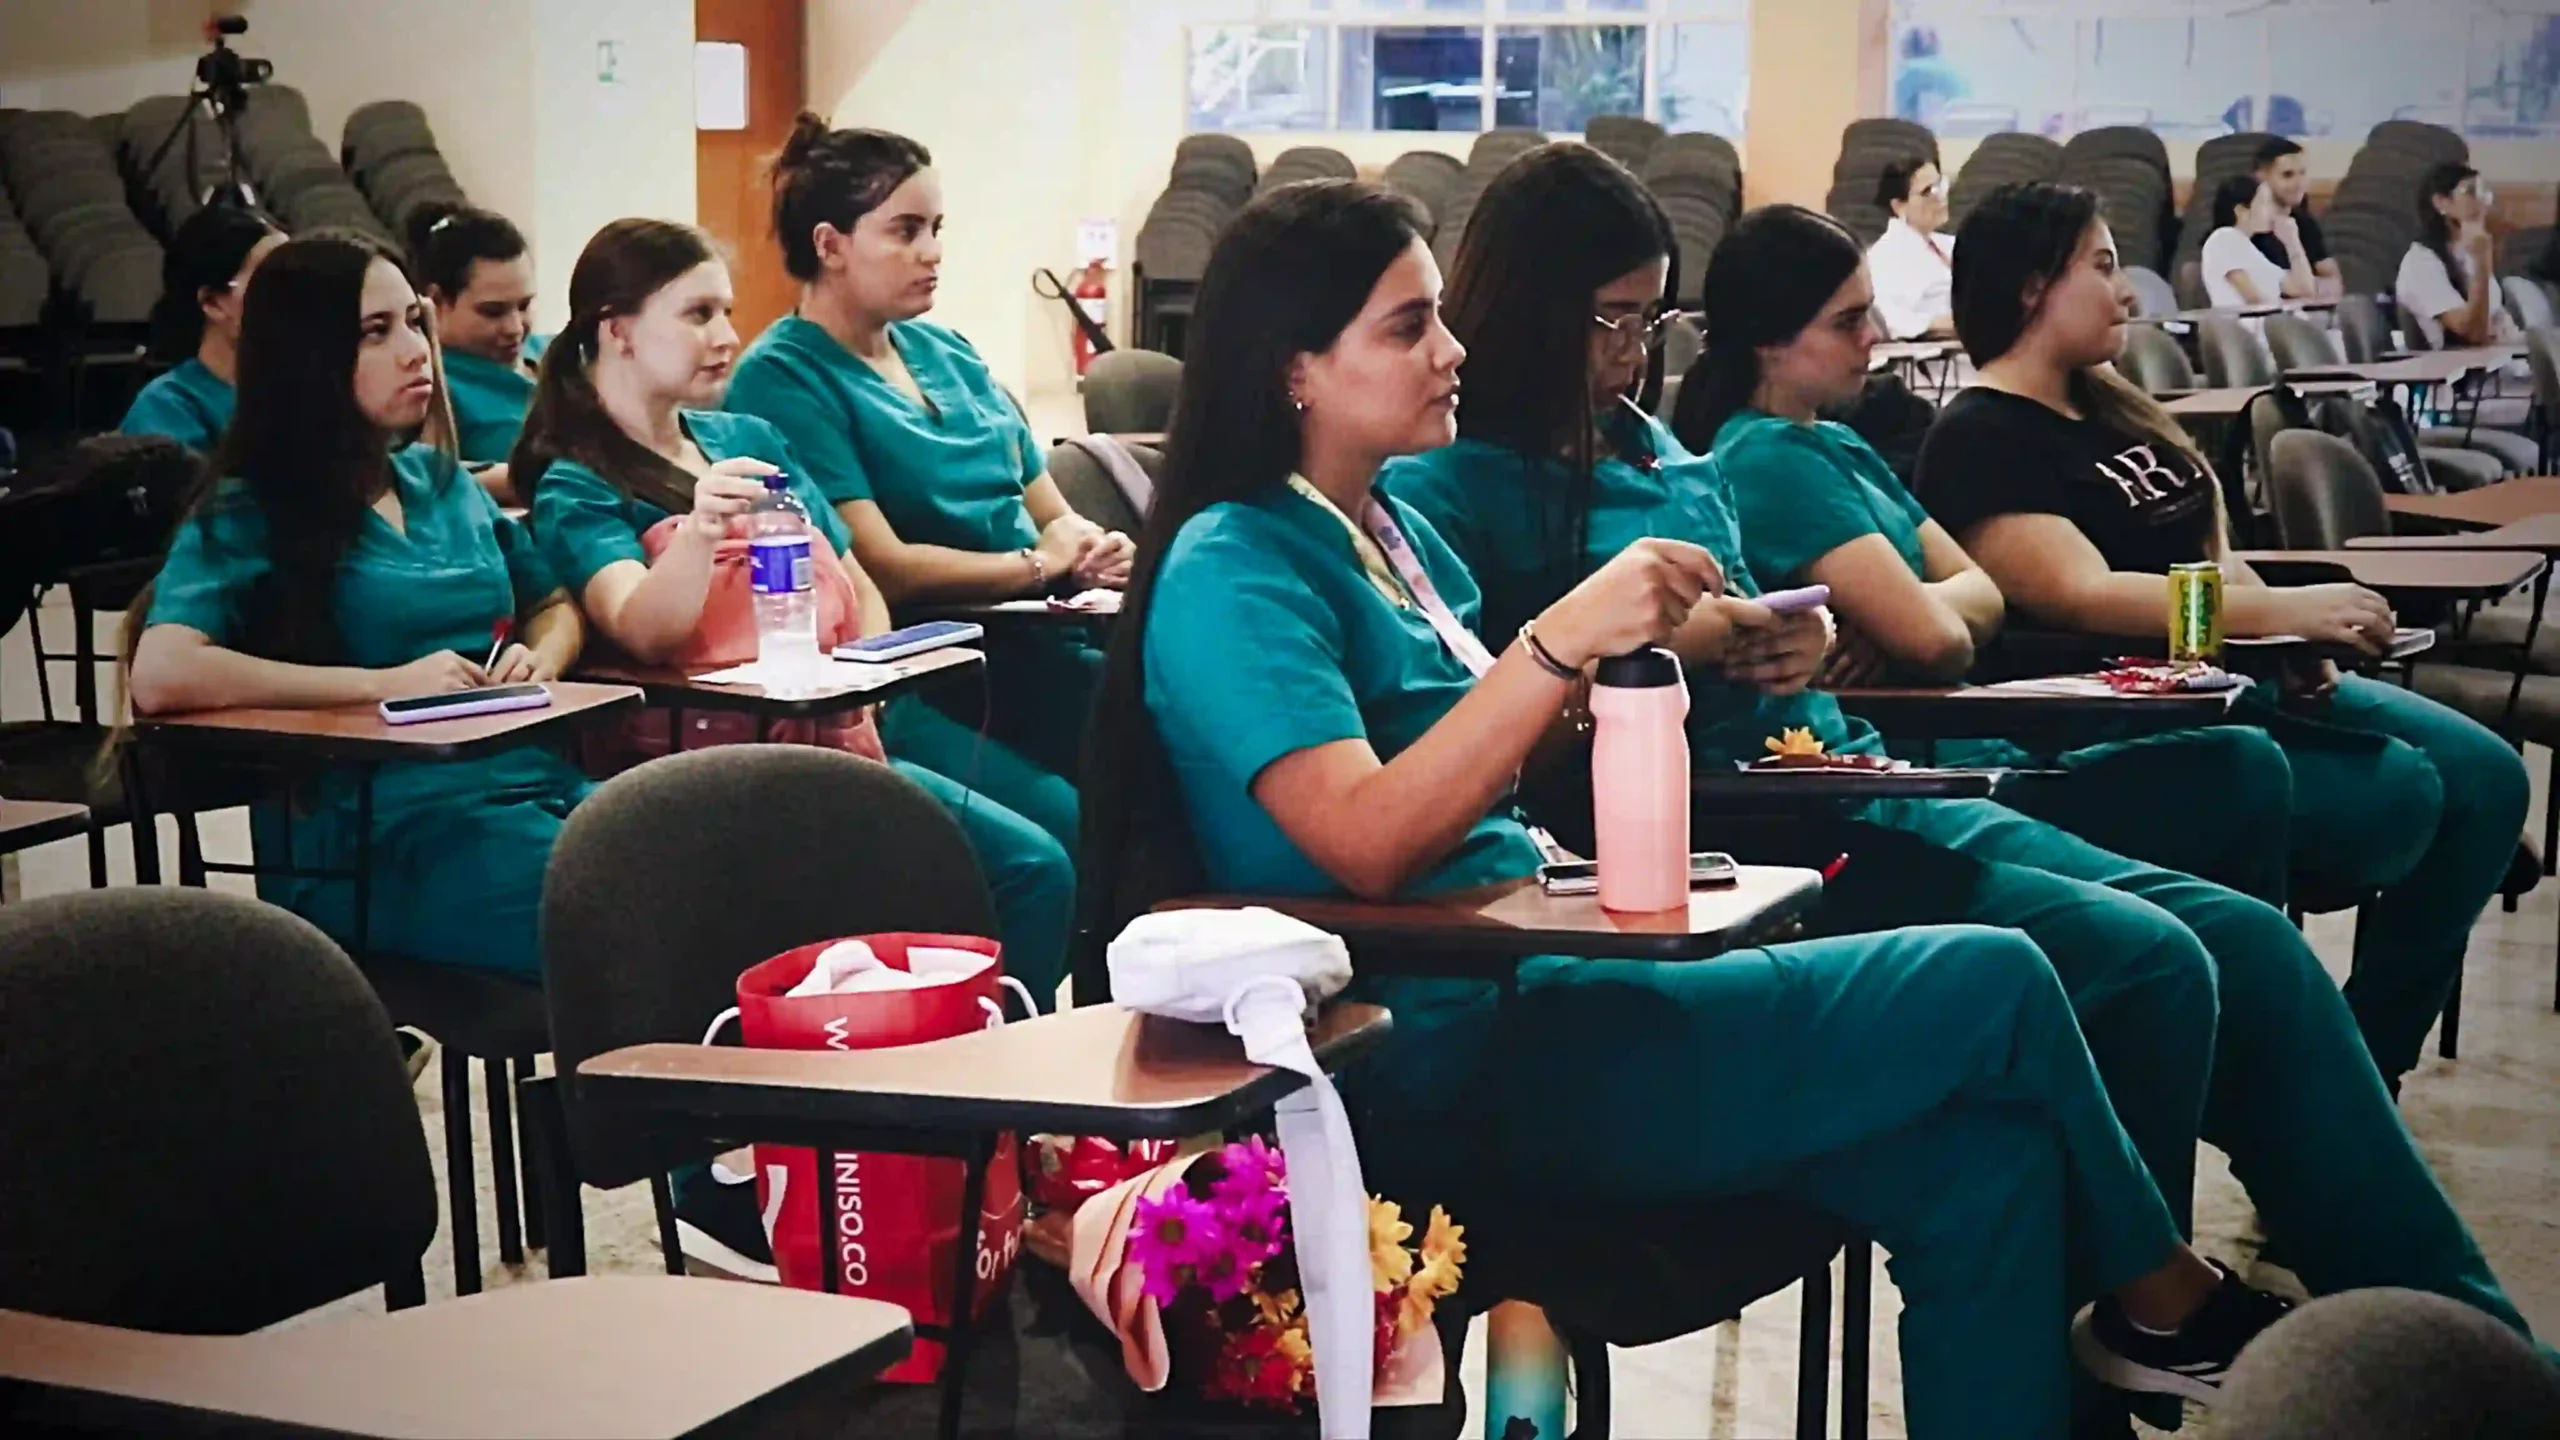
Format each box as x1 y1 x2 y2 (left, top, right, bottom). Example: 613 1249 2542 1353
1590 646 1691 913
747 473 822 691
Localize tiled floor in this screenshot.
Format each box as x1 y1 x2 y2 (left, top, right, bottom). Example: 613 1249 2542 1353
10 579 2557 1438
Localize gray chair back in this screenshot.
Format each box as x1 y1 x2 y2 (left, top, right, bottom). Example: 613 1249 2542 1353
543 746 997 1188
1048 438 1157 536
2117 324 2198 394
2124 265 2179 319
2174 258 2209 310
2198 313 2280 388
2334 294 2393 361
2267 429 2390 548
0 889 435 1333
2215 1289 2560 1440
2503 275 2556 332
1082 347 1182 436
2265 313 2346 372
2527 327 2559 407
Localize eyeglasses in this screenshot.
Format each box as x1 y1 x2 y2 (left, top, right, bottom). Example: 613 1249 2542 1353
1590 309 1674 352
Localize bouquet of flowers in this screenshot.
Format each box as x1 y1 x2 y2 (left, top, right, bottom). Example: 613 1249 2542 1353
1115 1137 1466 1413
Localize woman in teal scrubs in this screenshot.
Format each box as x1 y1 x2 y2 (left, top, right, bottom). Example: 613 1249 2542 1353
723 119 1125 852
513 217 1072 1008
125 233 588 980
1376 145 2536 1420
409 200 548 471
1084 177 2301 1440
120 204 284 452
1919 181 2532 1098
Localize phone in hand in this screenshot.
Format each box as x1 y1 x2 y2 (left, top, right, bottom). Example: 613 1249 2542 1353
1540 852 1738 896
834 620 985 664
1755 584 1831 615
378 684 552 725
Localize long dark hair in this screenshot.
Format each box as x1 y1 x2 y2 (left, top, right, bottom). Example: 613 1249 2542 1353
509 218 718 514
2210 173 2259 232
1078 180 1428 974
1444 142 1672 616
769 114 932 282
178 234 447 666
1952 181 2205 471
1671 204 1863 452
405 199 528 301
148 203 281 362
2416 162 2478 283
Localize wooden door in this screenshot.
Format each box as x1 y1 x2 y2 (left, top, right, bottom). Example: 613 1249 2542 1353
696 0 806 344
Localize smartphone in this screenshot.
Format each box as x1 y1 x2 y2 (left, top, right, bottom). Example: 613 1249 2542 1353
1755 584 1831 614
378 684 552 725
834 620 986 664
1540 852 1738 896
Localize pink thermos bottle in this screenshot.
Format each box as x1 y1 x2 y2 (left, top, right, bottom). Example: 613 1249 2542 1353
1590 646 1691 912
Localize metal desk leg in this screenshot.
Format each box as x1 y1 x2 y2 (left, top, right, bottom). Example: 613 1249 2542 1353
935 1137 994 1440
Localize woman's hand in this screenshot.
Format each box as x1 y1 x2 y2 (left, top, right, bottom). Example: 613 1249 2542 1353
2272 583 2395 656
1536 538 1724 667
1726 605 1831 696
1817 616 1894 688
687 459 780 540
1073 530 1136 589
2281 656 2342 703
486 643 557 684
374 651 487 700
1033 512 1100 587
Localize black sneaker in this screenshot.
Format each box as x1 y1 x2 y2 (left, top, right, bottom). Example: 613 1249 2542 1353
674 1171 778 1284
2072 1261 2295 1404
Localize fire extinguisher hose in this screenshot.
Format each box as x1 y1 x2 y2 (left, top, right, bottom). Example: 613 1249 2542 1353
1033 268 1116 358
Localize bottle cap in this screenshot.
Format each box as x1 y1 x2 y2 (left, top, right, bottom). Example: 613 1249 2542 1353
763 471 792 492
1593 646 1682 689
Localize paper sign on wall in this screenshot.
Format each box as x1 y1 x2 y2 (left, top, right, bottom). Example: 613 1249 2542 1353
696 41 748 131
1076 220 1118 266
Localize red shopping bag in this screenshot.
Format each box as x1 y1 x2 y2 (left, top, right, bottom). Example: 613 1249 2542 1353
731 934 1028 1382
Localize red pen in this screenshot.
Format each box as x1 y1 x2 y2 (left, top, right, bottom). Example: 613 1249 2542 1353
481 618 511 677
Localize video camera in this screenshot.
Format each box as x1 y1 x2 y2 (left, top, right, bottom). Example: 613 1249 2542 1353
194 16 273 118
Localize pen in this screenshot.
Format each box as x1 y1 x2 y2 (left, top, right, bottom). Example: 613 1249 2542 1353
482 618 511 677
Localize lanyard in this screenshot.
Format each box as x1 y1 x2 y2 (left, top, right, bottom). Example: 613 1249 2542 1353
1287 475 1497 678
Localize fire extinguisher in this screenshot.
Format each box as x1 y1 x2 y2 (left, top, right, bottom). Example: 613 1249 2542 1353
1034 265 1115 375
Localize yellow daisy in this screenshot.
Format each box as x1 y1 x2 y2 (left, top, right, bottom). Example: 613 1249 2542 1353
1368 1197 1416 1291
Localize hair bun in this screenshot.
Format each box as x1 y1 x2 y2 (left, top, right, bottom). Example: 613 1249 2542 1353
777 112 835 170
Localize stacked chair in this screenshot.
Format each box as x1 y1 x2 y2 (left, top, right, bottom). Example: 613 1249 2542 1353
0 171 48 332
0 110 159 328
1381 149 1465 239
1430 127 1551 274
344 100 469 239
1823 118 1937 247
2321 120 2467 300
114 95 231 238
230 85 397 247
1584 113 1666 175
1644 132 1742 307
1947 131 2062 228
1252 144 1355 195
2172 130 2282 303
1132 136 1254 356
2059 125 2173 275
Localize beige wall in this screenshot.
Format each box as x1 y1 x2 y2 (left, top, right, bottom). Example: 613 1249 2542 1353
1741 0 1863 209
0 0 694 334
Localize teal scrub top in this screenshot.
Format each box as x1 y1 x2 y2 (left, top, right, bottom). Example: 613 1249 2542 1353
1146 482 1537 1110
1380 416 1882 770
528 409 849 596
444 333 548 465
724 315 1044 555
119 358 233 452
1719 409 1931 591
145 444 584 910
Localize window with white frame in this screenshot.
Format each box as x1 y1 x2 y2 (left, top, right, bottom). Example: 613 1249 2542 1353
1185 0 1748 135
1890 0 2560 141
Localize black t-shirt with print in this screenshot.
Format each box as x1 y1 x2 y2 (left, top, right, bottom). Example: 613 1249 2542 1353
2251 208 2329 270
1915 387 2215 576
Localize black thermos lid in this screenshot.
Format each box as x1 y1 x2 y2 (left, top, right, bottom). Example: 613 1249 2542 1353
1593 646 1682 689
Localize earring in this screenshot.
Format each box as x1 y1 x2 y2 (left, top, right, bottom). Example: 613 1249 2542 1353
1291 394 1306 414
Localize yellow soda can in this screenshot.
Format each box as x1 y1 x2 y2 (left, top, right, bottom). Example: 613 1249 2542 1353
2168 561 2224 663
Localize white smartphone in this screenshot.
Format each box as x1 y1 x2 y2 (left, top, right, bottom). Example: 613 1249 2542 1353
1755 584 1831 614
378 684 552 725
1540 852 1738 896
833 620 986 664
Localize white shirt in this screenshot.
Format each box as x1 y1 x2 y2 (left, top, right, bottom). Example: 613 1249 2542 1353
1867 217 1955 341
2201 226 2288 310
2395 242 2521 350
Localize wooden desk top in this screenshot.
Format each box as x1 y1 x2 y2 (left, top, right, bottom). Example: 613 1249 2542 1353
2161 379 2373 418
0 1277 912 1439
1691 766 2002 800
572 646 984 719
0 799 90 853
914 596 1123 628
1178 865 1824 963
2235 548 2547 599
137 682 643 764
2138 298 2339 327
2294 345 2524 387
1870 339 1958 367
577 1002 1390 1142
1832 685 2238 740
2382 478 2560 531
2351 513 2560 555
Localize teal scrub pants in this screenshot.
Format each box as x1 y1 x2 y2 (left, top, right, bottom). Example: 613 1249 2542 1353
1370 925 2186 1439
885 693 1080 857
887 756 1073 1011
916 628 1103 807
2271 675 2530 1085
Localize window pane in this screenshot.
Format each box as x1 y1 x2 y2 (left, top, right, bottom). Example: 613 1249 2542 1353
1340 25 1487 130
1890 9 2073 136
1497 24 1645 132
2465 6 2560 138
2077 15 2262 140
1353 0 1487 12
2270 1 2466 140
1657 20 1748 136
1188 24 1330 132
